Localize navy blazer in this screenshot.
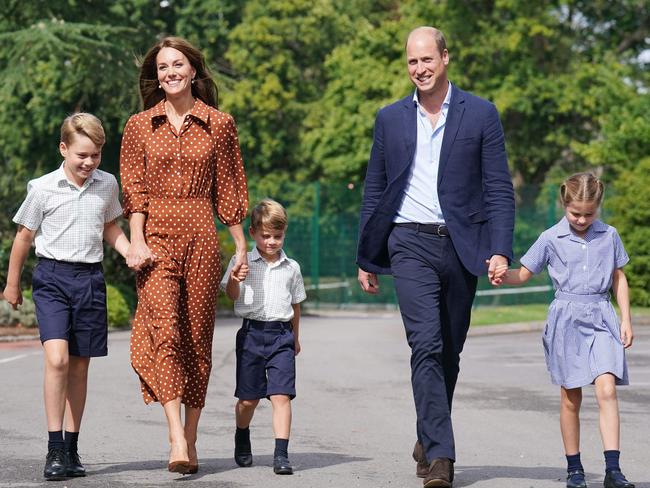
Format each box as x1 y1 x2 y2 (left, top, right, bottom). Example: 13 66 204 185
357 85 515 277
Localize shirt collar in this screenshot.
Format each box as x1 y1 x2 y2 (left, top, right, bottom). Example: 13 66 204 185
412 81 452 110
555 216 608 239
149 98 211 125
56 162 101 186
250 246 287 265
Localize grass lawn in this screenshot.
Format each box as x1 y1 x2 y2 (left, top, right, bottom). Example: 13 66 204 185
471 304 650 327
470 304 548 326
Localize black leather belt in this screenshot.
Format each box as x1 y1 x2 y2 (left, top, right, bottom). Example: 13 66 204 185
395 222 450 236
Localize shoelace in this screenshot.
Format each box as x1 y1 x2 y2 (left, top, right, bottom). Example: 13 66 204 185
46 448 66 464
67 450 82 464
567 470 586 486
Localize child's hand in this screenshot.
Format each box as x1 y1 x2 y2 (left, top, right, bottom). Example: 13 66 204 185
230 263 249 282
294 338 301 356
485 259 508 286
2 285 23 310
620 319 634 348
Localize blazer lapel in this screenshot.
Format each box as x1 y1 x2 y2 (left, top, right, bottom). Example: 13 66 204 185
438 85 465 186
400 97 417 178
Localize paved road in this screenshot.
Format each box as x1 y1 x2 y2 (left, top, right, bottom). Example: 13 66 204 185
0 315 648 488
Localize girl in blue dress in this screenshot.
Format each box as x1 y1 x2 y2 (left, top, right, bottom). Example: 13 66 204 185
493 173 635 488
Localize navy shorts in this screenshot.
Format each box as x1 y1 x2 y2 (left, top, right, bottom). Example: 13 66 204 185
32 258 108 357
235 319 296 400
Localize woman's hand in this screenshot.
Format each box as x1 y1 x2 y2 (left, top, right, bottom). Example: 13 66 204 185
230 249 249 281
126 240 155 271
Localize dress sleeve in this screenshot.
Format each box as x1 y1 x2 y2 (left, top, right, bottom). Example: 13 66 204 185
519 233 549 275
119 115 148 217
213 114 248 225
612 229 630 269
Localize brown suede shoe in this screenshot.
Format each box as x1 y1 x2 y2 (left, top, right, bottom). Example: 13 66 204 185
413 441 429 478
423 457 453 488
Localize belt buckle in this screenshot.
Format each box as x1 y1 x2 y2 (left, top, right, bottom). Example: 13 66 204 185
436 225 447 237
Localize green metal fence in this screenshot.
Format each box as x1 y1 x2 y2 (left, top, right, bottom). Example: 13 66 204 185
229 181 560 309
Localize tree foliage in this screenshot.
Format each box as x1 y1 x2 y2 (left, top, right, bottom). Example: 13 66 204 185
0 0 648 302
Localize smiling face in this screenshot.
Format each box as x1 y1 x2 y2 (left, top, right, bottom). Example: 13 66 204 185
564 200 599 237
59 133 102 187
156 47 196 99
250 225 286 262
406 30 449 96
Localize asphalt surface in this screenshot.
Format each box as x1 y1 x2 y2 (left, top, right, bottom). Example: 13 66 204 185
0 314 648 488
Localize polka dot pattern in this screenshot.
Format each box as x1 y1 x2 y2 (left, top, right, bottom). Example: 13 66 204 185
120 99 248 408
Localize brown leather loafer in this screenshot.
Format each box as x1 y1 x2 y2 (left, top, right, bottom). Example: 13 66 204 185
413 441 429 478
423 457 453 488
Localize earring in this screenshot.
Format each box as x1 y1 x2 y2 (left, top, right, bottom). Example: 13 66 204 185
158 83 161 89
191 78 195 84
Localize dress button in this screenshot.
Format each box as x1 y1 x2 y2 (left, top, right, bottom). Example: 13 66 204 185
582 244 586 249
583 265 587 271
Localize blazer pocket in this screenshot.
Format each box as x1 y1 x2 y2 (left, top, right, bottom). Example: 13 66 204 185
468 209 487 223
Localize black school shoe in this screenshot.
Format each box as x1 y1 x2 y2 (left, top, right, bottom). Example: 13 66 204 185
66 449 86 477
273 455 293 475
234 436 253 467
44 447 67 480
567 469 587 488
604 470 635 488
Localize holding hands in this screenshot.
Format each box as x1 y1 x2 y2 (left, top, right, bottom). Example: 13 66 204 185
230 250 249 282
486 255 509 286
126 240 155 271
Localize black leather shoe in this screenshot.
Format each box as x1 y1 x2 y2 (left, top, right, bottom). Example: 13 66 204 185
604 470 635 488
423 457 452 488
273 455 294 475
44 447 67 480
66 449 86 477
566 469 587 488
234 435 252 467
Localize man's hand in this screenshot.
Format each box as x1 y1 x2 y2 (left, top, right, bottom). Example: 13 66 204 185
486 255 508 285
358 268 379 294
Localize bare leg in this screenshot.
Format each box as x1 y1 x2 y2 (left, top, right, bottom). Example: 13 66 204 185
184 406 201 468
594 373 620 451
64 356 90 432
162 397 189 468
43 340 69 432
236 399 260 428
560 386 582 455
269 395 291 440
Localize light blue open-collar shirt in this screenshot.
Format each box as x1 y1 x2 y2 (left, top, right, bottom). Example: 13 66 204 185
394 81 452 224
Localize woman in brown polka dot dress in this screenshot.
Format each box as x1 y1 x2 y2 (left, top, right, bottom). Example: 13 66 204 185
120 37 249 474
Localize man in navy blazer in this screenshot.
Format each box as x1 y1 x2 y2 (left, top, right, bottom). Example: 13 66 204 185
357 27 514 487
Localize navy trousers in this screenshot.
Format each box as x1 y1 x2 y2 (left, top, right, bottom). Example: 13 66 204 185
388 225 477 462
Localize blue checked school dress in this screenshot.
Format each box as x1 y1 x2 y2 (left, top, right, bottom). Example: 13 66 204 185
520 218 629 389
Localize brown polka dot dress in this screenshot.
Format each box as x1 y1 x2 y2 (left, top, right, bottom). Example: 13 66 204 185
120 99 248 409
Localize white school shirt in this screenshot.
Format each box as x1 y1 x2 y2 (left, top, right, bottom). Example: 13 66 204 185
220 247 307 322
13 163 123 263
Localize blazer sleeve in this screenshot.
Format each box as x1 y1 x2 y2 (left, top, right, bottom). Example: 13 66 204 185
480 103 515 261
359 110 387 232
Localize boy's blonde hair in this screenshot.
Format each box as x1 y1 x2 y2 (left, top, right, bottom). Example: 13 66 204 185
250 199 287 231
560 172 605 207
60 113 105 147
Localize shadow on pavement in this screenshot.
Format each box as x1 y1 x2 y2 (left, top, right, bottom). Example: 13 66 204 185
455 465 649 488
88 451 371 479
